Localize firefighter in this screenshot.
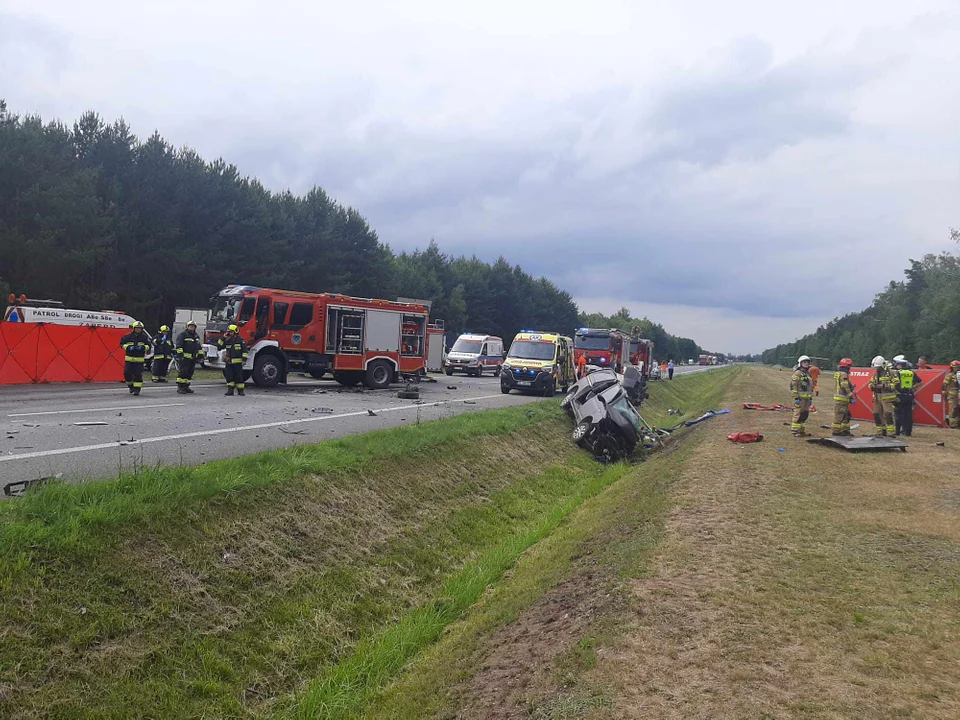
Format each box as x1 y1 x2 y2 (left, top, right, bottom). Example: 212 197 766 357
151 325 174 383
943 360 960 429
175 320 202 394
832 357 856 436
790 355 815 436
867 356 899 437
120 321 151 395
892 355 922 437
217 324 249 396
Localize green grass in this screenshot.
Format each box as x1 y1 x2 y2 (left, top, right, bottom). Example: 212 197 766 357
0 367 737 719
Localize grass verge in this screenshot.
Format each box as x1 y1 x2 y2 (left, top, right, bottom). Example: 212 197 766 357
0 368 736 718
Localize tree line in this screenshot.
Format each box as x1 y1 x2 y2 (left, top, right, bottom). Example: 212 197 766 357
0 102 704 351
762 234 960 366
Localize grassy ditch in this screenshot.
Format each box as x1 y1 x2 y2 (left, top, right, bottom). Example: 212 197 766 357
0 368 736 718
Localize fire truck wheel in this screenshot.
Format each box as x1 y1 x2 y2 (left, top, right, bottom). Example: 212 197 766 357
309 369 327 380
364 360 394 390
252 354 282 387
334 371 363 387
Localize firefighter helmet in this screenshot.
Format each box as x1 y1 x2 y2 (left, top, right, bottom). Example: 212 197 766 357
186 320 197 328
132 321 144 329
160 325 169 333
838 357 853 368
797 355 811 364
227 324 238 332
951 360 960 369
871 355 886 368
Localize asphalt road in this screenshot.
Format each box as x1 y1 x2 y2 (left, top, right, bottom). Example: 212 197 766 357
0 362 720 489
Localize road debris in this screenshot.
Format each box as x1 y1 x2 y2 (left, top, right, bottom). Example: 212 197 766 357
73 421 108 427
279 427 306 435
367 409 378 416
311 407 334 414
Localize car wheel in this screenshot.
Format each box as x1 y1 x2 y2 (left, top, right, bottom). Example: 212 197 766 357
444 367 454 376
364 359 394 390
572 421 591 447
543 379 556 397
252 354 282 387
475 365 482 377
501 385 510 395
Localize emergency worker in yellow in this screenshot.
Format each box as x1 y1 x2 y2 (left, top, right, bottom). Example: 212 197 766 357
151 325 174 383
217 325 249 396
175 320 202 394
832 357 856 436
120 321 151 395
943 360 960 429
868 356 899 436
892 355 922 436
790 355 815 436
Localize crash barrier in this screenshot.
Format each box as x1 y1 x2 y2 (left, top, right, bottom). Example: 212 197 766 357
848 367 948 428
0 323 126 385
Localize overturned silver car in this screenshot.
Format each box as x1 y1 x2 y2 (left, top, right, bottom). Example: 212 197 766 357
561 367 649 461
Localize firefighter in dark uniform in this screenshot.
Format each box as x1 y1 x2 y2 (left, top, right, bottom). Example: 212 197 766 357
892 355 922 437
120 321 151 395
175 320 202 394
151 325 174 382
217 324 249 396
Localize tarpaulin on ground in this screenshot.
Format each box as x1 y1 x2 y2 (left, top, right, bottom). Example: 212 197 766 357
728 431 764 443
0 323 126 384
848 367 947 428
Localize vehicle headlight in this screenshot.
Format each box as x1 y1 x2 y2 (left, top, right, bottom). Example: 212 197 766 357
543 365 556 374
502 361 512 370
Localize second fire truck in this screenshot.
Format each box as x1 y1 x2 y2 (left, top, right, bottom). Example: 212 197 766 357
202 285 444 388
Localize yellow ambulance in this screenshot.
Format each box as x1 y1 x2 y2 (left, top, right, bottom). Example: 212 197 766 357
500 331 576 396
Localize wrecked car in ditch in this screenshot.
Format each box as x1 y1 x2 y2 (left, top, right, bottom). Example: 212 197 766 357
561 368 647 461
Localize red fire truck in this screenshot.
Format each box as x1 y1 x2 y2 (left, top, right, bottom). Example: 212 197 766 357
201 285 444 389
629 336 655 378
573 328 630 372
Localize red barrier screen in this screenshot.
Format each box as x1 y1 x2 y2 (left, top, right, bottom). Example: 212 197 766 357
848 367 947 428
0 323 126 384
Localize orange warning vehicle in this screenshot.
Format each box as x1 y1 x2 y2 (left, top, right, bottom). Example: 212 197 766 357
201 285 443 389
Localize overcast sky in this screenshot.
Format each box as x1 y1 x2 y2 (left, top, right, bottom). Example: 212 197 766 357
2 0 958 353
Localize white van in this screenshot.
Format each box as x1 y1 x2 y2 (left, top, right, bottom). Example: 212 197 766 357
444 333 504 377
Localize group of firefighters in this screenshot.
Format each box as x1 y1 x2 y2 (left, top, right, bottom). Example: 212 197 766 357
118 322 250 397
789 354 960 438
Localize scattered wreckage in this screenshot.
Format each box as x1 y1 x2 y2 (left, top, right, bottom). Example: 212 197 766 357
561 366 661 462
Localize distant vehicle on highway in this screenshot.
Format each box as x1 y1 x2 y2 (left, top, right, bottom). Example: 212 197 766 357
444 333 503 377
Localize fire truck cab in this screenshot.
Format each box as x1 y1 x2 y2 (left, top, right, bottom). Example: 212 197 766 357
573 328 630 373
202 285 442 389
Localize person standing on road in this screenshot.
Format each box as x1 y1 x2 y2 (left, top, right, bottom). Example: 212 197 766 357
868 356 899 437
175 320 202 394
831 357 856 436
943 360 960 429
667 359 675 380
892 355 922 437
120 321 151 395
218 324 249 396
151 325 174 383
790 355 815 437
576 353 587 379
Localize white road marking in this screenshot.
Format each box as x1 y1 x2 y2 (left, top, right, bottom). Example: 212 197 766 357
9 403 187 418
0 393 510 463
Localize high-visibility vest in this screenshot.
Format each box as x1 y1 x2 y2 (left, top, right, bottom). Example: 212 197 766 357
899 369 914 390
